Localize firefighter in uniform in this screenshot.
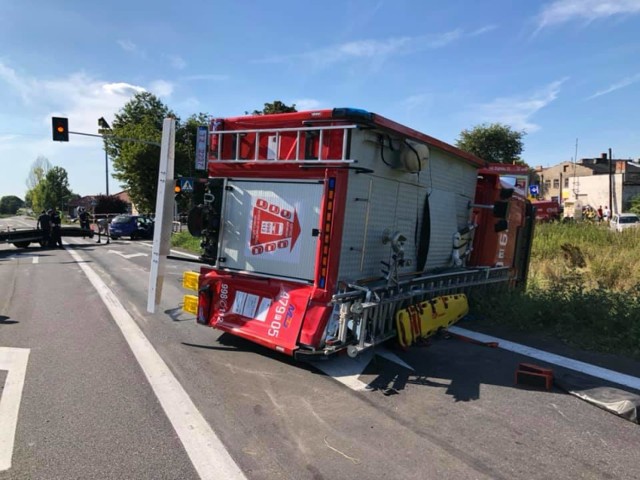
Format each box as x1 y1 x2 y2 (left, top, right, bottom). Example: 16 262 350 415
36 210 51 247
50 208 63 247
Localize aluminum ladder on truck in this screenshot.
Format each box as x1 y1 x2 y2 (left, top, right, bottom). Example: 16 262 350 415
209 124 360 164
328 267 512 357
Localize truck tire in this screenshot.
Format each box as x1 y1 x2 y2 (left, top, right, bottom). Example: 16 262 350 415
13 241 30 248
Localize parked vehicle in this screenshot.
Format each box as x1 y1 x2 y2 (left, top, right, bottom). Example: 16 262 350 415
176 108 534 359
108 215 154 240
609 213 640 232
532 200 561 222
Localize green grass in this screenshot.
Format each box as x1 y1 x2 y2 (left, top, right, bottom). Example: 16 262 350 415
472 222 640 360
171 231 202 253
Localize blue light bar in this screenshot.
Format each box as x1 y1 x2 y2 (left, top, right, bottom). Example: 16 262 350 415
332 108 373 122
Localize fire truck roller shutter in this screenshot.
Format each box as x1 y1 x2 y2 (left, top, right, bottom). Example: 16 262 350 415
416 192 431 271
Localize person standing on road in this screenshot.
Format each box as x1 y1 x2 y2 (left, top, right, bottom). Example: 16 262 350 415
603 205 611 223
78 208 90 237
36 210 51 247
597 206 603 222
50 208 63 247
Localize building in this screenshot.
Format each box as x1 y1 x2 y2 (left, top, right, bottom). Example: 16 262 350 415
67 191 138 217
536 154 640 216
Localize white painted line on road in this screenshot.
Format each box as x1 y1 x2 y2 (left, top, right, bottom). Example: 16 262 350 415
65 247 246 480
0 347 30 472
107 249 148 260
31 256 38 264
139 241 201 260
448 326 640 391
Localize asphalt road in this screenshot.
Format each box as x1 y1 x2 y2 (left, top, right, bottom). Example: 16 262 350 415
0 215 639 479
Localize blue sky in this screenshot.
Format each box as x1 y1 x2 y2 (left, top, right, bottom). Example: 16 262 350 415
1 0 639 199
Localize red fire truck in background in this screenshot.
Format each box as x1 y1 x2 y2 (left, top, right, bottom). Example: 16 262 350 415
181 108 534 359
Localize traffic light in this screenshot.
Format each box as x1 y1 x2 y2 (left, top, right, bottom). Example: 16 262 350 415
52 117 69 142
174 182 182 198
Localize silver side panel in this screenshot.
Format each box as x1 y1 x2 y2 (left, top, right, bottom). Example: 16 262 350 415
337 130 478 281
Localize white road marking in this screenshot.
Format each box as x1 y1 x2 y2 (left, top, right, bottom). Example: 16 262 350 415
0 347 30 472
31 256 38 264
448 326 640 391
314 347 413 391
108 249 148 260
65 247 246 480
139 241 201 260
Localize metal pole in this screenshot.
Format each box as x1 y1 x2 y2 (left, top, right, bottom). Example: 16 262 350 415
608 148 613 214
105 148 109 196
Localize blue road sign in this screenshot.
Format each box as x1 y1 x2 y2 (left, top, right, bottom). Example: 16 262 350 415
529 184 539 196
180 178 194 193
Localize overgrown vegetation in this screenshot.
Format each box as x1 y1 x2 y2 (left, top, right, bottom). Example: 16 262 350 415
472 222 640 359
171 231 201 252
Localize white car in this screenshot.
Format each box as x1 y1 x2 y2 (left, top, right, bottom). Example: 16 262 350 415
609 213 640 232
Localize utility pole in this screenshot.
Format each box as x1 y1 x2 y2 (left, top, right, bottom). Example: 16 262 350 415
608 148 613 214
98 117 111 196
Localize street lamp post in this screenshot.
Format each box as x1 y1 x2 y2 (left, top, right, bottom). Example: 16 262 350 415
98 117 111 196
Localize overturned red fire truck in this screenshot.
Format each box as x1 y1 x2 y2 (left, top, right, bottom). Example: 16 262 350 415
182 108 534 359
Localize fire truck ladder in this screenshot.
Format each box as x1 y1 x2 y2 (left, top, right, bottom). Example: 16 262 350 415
210 124 360 163
327 267 511 357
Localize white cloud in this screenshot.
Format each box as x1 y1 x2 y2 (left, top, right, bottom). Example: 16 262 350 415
181 73 229 81
103 82 146 97
117 39 138 52
469 24 498 36
587 72 640 99
256 27 487 68
469 79 567 132
0 61 150 144
149 80 174 97
292 98 323 111
168 54 187 70
536 0 640 29
399 93 432 111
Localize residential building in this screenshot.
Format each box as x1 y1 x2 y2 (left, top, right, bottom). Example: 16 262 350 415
536 154 640 216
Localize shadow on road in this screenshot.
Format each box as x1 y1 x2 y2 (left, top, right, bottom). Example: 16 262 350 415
360 337 566 402
0 315 18 325
183 333 302 368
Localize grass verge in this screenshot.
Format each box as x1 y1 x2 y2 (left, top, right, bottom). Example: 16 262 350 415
171 231 201 253
472 222 640 360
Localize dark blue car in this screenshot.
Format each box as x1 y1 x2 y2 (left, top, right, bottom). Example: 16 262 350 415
108 215 154 240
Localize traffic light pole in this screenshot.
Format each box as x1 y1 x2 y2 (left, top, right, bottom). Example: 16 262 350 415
68 131 161 147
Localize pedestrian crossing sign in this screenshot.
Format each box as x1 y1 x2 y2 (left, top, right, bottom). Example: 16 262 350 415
180 178 194 192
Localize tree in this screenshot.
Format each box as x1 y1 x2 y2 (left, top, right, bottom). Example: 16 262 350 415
43 166 73 211
108 92 210 213
250 100 297 115
26 156 52 190
0 195 24 215
627 194 640 216
94 195 129 215
24 156 52 210
455 123 526 164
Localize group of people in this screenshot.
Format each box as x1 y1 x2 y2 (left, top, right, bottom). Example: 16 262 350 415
35 207 93 248
582 205 610 223
35 208 63 248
